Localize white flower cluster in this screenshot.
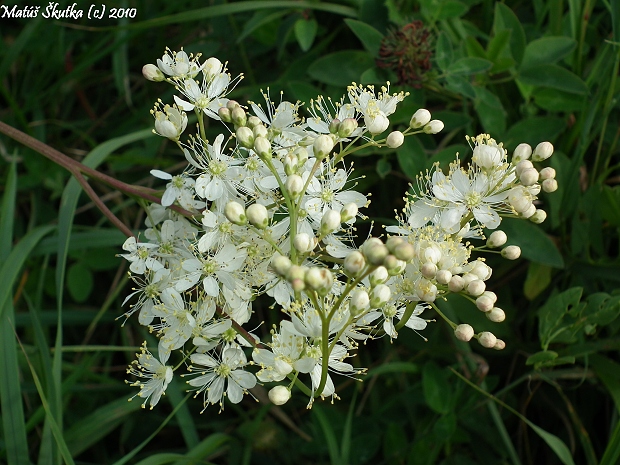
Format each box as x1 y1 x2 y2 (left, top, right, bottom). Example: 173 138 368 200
123 49 558 411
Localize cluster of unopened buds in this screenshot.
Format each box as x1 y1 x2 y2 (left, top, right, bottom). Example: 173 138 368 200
122 48 558 411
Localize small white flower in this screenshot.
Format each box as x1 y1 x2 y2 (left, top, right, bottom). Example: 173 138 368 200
127 342 173 409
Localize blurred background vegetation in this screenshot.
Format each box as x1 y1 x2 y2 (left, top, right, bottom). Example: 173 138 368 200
1 0 619 464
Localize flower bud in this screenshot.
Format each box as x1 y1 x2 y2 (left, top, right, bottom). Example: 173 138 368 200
363 240 389 266
203 57 223 79
287 265 306 283
487 230 507 248
501 245 521 260
320 209 341 235
386 131 404 148
515 160 534 177
350 289 370 315
224 201 246 225
393 242 414 262
467 279 486 296
482 291 497 303
473 144 503 170
512 143 532 163
218 107 232 123
455 324 474 342
520 167 540 187
253 124 268 139
305 267 331 291
529 209 547 224
271 254 292 277
539 167 556 180
369 284 391 308
340 203 358 223
338 118 358 138
344 251 366 276
293 233 315 253
471 261 492 280
231 106 247 127
448 275 465 292
268 386 291 405
329 118 341 134
486 307 505 323
246 203 269 229
365 112 390 135
476 294 494 312
521 204 537 219
478 331 497 348
532 141 554 162
226 100 240 110
254 136 272 160
369 266 389 286
247 116 262 128
142 64 165 81
416 279 437 302
286 174 304 197
423 120 444 134
493 339 506 350
410 109 431 128
236 126 254 148
436 269 452 284
421 262 437 278
542 179 558 193
313 134 335 159
153 104 187 140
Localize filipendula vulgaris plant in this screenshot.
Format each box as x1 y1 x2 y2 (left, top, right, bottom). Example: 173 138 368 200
123 49 559 411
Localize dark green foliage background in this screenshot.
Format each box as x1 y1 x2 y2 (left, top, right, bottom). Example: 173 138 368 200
1 0 619 464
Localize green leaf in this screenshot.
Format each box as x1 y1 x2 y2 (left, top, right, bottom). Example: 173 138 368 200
294 18 318 52
368 362 419 377
396 137 426 180
518 65 588 95
521 37 577 69
435 32 453 71
376 158 392 179
500 218 564 269
423 362 451 414
446 57 493 76
65 396 142 456
420 0 469 21
451 369 576 465
600 185 620 227
524 262 552 300
465 36 487 60
307 51 375 86
532 88 585 112
538 287 583 350
526 350 558 365
474 86 506 135
344 19 383 57
487 29 512 63
67 262 94 303
504 116 566 149
600 420 620 465
445 75 476 99
493 3 526 64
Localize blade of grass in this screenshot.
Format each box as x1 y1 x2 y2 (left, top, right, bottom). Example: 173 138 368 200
450 368 576 465
313 405 342 465
600 420 620 465
0 162 30 465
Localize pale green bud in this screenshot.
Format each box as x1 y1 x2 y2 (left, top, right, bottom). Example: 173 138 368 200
344 251 366 276
246 203 269 229
409 109 431 129
532 141 554 162
224 201 246 225
478 331 497 348
386 131 404 148
254 136 272 159
268 386 291 405
236 126 254 148
486 307 505 323
231 106 247 127
487 230 507 248
142 64 165 82
454 324 474 342
423 120 444 134
501 245 521 260
313 134 335 159
338 118 358 138
512 143 532 163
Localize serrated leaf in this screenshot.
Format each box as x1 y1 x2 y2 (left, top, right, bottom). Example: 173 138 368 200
344 19 383 57
521 37 577 69
307 51 375 86
538 287 583 350
446 57 493 76
518 64 588 95
294 18 318 51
